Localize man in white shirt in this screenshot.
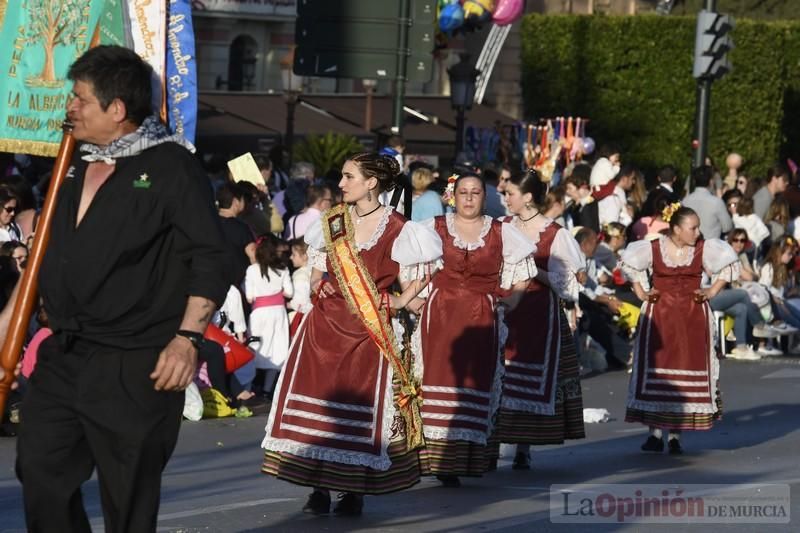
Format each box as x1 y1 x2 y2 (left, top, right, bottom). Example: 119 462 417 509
284 184 333 240
597 165 635 227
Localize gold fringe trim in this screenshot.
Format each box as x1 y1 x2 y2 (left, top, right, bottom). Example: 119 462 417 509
0 138 59 158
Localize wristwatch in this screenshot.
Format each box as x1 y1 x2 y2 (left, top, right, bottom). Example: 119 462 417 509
175 329 206 350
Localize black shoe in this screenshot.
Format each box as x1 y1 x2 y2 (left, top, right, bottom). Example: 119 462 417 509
512 452 531 470
436 475 461 488
641 435 664 452
333 492 363 516
302 490 330 515
668 438 683 455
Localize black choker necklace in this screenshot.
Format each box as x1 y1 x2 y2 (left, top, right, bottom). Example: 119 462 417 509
520 211 540 223
354 203 382 224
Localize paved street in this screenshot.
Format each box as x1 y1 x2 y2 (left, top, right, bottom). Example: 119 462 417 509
2 357 799 532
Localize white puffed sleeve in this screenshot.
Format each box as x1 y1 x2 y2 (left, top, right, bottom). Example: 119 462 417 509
303 217 327 272
500 222 537 290
703 239 741 284
547 227 585 302
619 239 653 289
392 219 444 282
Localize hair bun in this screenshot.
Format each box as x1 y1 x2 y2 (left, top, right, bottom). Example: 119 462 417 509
381 154 401 177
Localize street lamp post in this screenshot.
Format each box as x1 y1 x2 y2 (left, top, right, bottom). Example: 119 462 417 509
281 49 304 166
447 54 480 159
363 79 377 132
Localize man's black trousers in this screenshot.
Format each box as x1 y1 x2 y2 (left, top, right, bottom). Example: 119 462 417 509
16 336 184 533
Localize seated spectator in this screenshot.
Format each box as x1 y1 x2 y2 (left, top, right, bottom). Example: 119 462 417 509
722 189 743 218
0 188 21 243
759 236 800 337
0 240 27 273
727 229 758 282
630 190 670 241
765 197 790 243
595 222 626 280
732 197 769 251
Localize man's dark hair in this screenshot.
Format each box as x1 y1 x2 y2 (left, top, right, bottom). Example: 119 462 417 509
567 164 592 187
658 165 678 184
68 45 153 126
216 182 245 209
767 163 790 183
614 164 637 182
692 165 713 188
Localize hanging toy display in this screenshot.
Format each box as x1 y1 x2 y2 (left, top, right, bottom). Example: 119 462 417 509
493 0 524 26
438 0 464 33
463 0 496 25
511 116 591 183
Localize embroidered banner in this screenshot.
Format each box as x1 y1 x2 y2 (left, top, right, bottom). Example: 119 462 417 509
0 0 106 156
126 0 167 115
166 0 197 143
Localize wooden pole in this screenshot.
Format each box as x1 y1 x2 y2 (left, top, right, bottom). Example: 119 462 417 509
0 120 75 417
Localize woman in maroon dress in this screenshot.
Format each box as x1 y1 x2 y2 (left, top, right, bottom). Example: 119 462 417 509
493 169 586 470
411 174 535 487
620 206 739 454
261 153 442 514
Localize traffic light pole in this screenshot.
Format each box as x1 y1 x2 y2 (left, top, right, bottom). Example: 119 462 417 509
391 0 410 136
692 0 717 175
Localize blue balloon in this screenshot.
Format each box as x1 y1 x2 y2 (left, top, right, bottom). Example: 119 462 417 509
582 137 596 155
439 4 464 33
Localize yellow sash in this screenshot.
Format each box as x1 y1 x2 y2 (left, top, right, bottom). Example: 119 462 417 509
322 204 424 450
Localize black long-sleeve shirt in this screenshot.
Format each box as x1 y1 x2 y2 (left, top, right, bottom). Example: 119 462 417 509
39 142 229 350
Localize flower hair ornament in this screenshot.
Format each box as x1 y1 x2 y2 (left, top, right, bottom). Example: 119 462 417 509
662 202 682 223
442 174 458 208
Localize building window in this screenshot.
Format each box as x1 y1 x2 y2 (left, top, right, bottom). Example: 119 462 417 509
228 35 258 91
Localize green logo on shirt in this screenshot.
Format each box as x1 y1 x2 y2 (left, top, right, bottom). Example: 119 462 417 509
133 173 151 189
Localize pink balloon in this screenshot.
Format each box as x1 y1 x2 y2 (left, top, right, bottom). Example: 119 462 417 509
493 0 523 25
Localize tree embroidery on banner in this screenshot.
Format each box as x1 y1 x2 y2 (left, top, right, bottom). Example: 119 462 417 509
24 0 91 88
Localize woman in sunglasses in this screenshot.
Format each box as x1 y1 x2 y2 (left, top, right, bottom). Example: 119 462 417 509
0 189 21 243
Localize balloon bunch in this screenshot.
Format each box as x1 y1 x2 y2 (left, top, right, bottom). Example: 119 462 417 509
514 117 595 184
438 0 524 35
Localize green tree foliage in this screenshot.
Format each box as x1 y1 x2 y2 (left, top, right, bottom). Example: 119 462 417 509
521 14 799 178
292 132 364 176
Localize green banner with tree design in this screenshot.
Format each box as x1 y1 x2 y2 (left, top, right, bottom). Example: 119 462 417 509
0 1 122 157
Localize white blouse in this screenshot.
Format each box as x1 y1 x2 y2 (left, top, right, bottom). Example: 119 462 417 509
304 206 443 282
620 236 740 290
423 214 537 290
509 216 584 302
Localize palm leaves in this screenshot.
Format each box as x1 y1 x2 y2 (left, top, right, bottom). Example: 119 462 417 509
292 132 364 176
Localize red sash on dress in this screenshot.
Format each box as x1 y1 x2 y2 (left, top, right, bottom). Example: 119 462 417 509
627 239 718 415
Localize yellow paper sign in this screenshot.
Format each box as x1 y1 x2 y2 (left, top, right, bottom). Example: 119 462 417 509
227 152 265 186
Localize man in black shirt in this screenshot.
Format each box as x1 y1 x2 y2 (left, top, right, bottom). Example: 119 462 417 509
12 46 228 532
216 181 255 285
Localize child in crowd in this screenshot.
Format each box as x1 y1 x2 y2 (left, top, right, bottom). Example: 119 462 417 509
758 236 800 353
245 236 293 396
287 238 312 336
